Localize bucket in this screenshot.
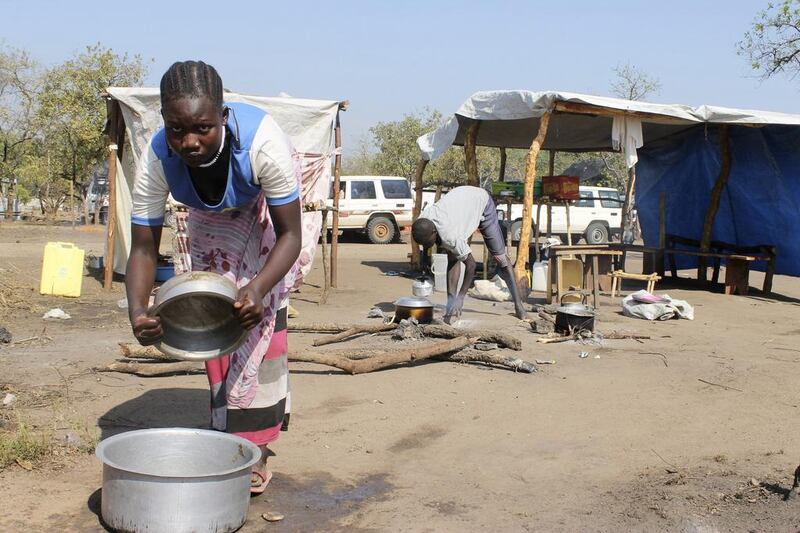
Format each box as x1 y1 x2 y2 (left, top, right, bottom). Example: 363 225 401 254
431 253 464 293
532 261 548 292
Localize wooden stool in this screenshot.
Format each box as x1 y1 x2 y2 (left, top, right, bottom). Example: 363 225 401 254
610 270 661 298
724 257 750 295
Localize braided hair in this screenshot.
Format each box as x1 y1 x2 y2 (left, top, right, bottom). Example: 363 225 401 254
159 61 224 110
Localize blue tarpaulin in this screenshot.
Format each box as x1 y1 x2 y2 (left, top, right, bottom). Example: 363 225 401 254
636 124 800 276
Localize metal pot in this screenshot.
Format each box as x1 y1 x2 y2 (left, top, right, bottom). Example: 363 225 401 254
95 428 261 533
394 296 434 324
555 293 596 334
151 272 248 361
412 277 434 298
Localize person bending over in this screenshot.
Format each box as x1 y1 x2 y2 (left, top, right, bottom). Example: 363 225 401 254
412 185 527 324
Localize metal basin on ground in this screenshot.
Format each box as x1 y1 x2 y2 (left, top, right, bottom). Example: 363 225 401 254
151 271 248 361
96 428 261 533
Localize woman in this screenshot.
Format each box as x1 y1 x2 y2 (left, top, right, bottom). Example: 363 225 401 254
126 61 301 493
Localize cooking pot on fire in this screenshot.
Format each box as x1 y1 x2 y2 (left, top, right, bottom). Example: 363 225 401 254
394 296 434 324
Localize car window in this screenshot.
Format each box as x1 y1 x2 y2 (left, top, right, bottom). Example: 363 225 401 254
329 181 346 199
381 180 411 199
351 181 377 200
598 190 622 208
575 191 595 208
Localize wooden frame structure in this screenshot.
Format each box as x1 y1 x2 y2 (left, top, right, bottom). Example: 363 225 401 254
102 96 347 297
410 95 772 295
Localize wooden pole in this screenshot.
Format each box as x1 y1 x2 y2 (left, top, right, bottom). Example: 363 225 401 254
103 142 118 290
546 150 554 238
621 166 636 241
410 157 429 269
514 112 551 294
534 203 542 262
657 191 666 277
320 209 330 304
70 179 75 229
464 120 481 186
434 184 443 202
565 200 572 246
330 112 342 288
499 147 507 182
699 125 731 283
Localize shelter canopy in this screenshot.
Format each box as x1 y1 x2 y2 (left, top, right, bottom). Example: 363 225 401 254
417 90 800 159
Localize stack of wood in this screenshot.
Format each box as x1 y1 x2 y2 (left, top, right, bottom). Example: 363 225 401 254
95 343 204 376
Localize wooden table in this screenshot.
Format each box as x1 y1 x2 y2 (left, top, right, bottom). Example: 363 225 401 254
547 246 623 307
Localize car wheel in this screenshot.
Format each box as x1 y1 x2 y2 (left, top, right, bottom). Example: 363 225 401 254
585 222 609 244
163 209 176 229
367 216 396 244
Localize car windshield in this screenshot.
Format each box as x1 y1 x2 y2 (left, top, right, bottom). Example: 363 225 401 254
598 190 622 208
381 180 411 199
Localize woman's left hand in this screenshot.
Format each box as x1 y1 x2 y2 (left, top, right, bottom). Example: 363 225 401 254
234 283 265 330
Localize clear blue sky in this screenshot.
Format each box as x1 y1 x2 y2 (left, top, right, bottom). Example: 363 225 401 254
2 0 796 155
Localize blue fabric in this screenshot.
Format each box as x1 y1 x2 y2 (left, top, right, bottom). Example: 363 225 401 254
131 214 164 227
636 124 800 276
150 102 266 211
266 189 300 206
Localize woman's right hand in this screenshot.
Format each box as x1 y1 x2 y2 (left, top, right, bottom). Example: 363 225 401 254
131 309 163 345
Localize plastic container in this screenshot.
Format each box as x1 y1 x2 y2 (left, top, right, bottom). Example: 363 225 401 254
431 253 464 293
156 265 175 282
40 242 85 297
532 261 548 292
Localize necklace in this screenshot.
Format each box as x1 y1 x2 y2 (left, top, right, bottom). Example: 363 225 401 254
198 128 226 168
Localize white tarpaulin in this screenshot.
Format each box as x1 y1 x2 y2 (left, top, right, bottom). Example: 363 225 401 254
106 87 341 278
417 90 800 161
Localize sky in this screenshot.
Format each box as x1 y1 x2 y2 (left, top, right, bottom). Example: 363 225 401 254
2 0 797 155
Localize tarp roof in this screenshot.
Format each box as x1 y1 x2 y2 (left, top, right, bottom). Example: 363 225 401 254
417 90 800 159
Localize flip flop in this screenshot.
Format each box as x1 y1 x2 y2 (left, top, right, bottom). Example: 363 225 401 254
251 469 273 495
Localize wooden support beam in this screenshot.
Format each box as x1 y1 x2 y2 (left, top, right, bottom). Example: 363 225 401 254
553 101 692 125
546 151 554 238
464 120 481 186
330 112 343 288
103 101 125 291
698 125 731 282
499 147 507 182
657 192 666 277
620 166 636 242
410 157 429 269
514 112 551 294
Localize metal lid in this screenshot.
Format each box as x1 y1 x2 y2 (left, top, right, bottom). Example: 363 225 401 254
395 296 433 308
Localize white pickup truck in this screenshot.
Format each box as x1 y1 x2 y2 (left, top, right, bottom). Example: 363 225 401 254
502 186 623 244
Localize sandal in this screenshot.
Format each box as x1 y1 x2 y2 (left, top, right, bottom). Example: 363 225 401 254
251 468 273 495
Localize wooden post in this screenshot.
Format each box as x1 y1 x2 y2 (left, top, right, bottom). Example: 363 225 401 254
621 166 636 241
330 112 342 288
565 200 572 246
320 209 330 304
103 143 118 290
546 150 554 238
70 179 75 229
534 203 542 262
514 112 551 294
499 147 507 182
464 120 481 186
657 191 666 277
434 184 443 202
699 125 731 283
410 157 429 269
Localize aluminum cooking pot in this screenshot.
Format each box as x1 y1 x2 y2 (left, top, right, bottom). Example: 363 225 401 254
394 296 434 324
96 428 261 533
150 272 248 361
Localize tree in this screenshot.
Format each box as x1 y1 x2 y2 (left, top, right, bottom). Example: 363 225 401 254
0 45 39 219
36 44 148 224
738 0 800 79
370 109 443 179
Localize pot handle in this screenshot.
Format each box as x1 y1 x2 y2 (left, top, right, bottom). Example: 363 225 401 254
560 291 588 305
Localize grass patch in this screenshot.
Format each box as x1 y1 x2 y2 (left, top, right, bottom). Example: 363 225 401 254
0 418 51 469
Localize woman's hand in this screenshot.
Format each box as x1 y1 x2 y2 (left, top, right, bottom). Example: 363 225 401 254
234 283 265 330
131 309 163 345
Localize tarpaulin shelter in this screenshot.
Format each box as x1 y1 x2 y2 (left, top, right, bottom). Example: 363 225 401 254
415 90 800 287
102 88 346 291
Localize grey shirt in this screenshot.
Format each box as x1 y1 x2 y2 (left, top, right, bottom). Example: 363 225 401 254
420 186 490 261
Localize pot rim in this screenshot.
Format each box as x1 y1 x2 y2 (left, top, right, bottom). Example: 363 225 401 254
95 428 262 478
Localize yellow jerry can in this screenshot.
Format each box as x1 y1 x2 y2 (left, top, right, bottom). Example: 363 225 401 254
40 242 85 297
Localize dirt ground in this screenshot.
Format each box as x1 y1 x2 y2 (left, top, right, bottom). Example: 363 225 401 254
1 222 799 532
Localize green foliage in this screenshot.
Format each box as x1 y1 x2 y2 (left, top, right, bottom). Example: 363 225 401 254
0 417 50 469
738 0 800 78
35 44 148 217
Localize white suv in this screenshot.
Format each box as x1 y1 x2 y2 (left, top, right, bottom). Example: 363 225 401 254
505 186 623 244
329 176 414 244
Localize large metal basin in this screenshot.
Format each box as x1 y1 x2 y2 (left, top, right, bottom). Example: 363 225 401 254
96 428 261 533
151 271 248 361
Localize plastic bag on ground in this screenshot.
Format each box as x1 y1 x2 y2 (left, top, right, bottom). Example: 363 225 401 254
622 290 694 321
468 275 511 302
